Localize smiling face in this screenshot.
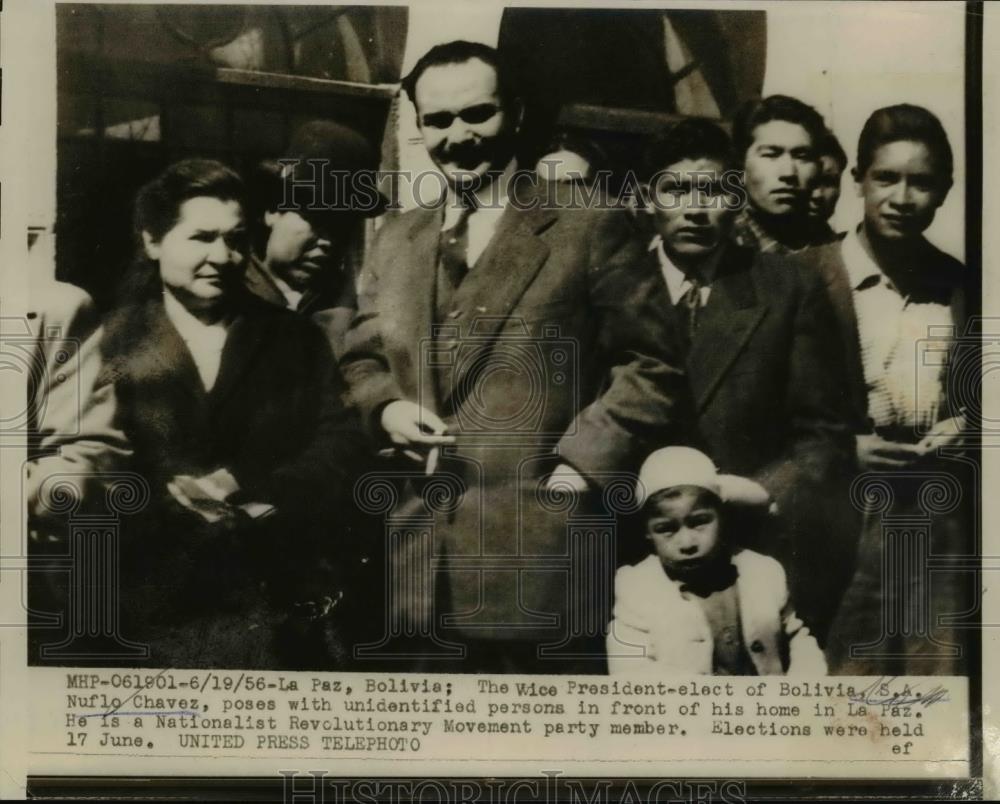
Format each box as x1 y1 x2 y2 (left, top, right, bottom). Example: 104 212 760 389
645 486 723 574
651 157 734 263
743 120 818 217
857 139 948 243
143 196 247 312
264 209 341 292
413 57 519 189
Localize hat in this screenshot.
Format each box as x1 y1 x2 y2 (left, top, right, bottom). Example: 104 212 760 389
636 446 772 508
279 120 388 218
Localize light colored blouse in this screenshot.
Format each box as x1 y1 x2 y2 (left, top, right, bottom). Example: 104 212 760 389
841 229 953 431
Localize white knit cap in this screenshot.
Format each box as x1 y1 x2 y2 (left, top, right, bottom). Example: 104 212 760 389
636 446 771 507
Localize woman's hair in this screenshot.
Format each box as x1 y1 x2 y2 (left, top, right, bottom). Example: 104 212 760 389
134 158 246 243
855 104 953 182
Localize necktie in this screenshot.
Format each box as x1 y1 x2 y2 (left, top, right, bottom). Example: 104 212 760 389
676 276 703 342
439 201 475 289
436 200 475 316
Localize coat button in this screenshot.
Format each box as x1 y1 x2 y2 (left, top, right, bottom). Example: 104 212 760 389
750 640 765 653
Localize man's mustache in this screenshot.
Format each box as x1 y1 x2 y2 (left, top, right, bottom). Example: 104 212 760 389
438 141 489 165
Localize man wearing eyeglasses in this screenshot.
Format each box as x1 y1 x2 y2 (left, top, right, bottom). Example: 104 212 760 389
341 40 684 674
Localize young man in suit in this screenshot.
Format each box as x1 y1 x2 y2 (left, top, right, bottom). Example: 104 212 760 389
731 95 838 254
640 118 856 641
341 41 684 673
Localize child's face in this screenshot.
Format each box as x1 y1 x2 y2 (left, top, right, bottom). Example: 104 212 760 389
645 486 722 572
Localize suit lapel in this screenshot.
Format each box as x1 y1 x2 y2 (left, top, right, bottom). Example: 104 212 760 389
817 243 867 420
392 207 448 407
444 204 556 403
687 246 767 411
244 257 287 308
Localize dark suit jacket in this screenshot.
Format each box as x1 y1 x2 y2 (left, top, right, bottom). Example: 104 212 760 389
806 236 967 434
650 241 854 494
342 182 685 642
98 267 367 664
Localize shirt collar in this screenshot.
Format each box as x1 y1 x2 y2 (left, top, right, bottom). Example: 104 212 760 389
842 226 887 291
267 268 304 310
162 287 230 342
442 158 516 229
649 234 722 300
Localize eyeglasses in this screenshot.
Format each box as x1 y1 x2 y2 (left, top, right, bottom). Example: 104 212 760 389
420 103 501 130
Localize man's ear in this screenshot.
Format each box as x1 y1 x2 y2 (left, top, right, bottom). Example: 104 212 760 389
852 166 864 197
141 231 160 261
263 210 280 228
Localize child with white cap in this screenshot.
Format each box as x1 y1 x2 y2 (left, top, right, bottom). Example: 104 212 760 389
607 447 826 676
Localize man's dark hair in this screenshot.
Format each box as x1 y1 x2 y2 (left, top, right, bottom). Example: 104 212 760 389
855 103 953 182
134 158 245 243
732 95 827 164
400 40 516 112
817 129 848 173
643 118 737 177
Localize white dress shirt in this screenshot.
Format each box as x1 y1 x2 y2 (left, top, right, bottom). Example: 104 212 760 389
649 234 716 305
441 159 516 267
841 228 952 430
162 289 230 392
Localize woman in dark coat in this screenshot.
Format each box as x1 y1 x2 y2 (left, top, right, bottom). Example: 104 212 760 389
99 159 368 669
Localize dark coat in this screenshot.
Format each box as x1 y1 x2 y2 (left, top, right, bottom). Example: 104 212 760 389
341 185 686 650
646 241 858 637
98 267 367 667
649 242 855 499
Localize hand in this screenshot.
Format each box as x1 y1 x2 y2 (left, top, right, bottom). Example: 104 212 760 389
856 433 925 471
380 400 455 466
917 414 968 453
545 463 590 494
167 472 241 524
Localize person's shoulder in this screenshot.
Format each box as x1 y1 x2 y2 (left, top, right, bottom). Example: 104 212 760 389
732 548 787 583
616 554 670 590
29 279 99 336
921 240 965 282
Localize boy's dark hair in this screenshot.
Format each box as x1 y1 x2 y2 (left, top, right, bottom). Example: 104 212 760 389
732 95 826 164
134 158 245 243
400 40 516 112
855 103 953 183
643 118 737 177
817 128 848 173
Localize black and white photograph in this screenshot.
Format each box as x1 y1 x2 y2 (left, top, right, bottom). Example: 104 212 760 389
0 0 994 799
